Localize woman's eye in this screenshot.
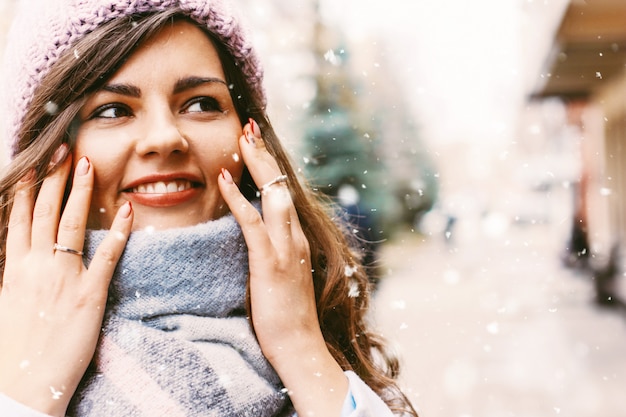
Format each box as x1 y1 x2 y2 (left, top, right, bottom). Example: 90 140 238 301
185 97 222 113
92 104 131 119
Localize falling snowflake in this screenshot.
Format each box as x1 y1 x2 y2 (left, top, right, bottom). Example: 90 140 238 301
486 322 499 334
348 279 360 298
50 386 64 400
324 49 340 66
344 264 358 277
44 101 59 115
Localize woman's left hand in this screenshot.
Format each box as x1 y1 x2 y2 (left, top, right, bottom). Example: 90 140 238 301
218 120 348 416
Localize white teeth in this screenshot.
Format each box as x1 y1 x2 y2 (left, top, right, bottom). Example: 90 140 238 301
154 182 167 193
132 180 192 194
167 182 179 193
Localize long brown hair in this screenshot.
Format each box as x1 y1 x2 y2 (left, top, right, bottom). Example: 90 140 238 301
0 10 417 416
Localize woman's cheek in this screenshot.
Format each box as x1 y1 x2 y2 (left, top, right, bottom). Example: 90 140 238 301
229 150 245 181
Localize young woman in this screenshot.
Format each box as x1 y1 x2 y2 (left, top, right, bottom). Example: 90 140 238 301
0 1 418 416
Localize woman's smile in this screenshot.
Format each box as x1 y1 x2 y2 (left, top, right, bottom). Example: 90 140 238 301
122 173 202 207
130 180 193 194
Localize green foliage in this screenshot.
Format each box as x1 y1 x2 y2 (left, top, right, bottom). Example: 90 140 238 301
299 29 439 236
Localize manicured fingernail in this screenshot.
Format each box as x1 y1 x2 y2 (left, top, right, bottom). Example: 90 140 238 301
75 156 90 176
245 130 256 146
249 118 261 138
50 143 69 166
119 201 132 218
19 169 35 183
221 168 233 184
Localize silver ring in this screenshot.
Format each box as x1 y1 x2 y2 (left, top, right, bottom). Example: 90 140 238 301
259 174 288 195
53 243 84 256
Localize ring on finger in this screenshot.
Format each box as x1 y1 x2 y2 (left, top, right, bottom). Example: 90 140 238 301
53 243 84 256
259 174 288 195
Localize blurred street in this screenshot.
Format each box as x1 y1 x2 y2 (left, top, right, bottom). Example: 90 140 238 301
373 217 626 417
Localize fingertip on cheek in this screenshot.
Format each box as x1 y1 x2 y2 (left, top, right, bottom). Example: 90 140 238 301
118 201 132 219
244 130 256 146
18 169 35 184
220 168 234 184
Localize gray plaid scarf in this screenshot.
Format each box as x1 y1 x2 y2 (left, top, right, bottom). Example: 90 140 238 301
68 211 292 416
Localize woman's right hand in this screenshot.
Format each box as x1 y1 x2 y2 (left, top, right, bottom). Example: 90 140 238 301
0 145 133 417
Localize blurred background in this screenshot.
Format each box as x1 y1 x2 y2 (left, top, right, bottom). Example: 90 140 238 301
1 0 625 416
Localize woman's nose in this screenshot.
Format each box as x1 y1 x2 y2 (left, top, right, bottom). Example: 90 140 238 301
135 109 189 157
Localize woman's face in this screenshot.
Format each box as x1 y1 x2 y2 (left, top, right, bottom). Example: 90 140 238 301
74 20 244 230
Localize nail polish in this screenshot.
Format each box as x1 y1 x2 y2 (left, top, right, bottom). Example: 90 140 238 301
75 156 90 176
221 168 234 184
50 143 69 166
18 169 35 183
249 118 261 138
245 130 256 145
119 201 132 218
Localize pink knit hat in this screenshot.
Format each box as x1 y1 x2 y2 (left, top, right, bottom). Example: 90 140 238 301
1 0 264 160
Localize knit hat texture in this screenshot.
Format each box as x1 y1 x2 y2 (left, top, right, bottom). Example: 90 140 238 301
1 0 264 160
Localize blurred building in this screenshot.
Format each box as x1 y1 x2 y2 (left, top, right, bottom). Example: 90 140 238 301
530 0 626 262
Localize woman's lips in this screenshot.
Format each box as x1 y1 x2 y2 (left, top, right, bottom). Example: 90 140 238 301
132 180 192 194
123 179 200 207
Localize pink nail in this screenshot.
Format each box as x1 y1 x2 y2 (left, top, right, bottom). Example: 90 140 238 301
245 130 256 145
249 118 261 138
119 201 132 218
75 156 90 176
19 169 35 183
50 143 69 166
221 168 234 184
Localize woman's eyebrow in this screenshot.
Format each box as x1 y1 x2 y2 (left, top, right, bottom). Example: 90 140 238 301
97 77 227 97
173 76 227 94
101 83 141 97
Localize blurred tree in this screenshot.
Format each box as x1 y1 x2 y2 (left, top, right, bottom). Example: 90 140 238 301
298 17 386 284
300 5 438 240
